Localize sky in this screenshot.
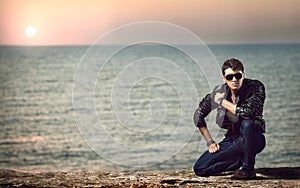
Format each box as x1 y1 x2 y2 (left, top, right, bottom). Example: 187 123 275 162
1 0 300 46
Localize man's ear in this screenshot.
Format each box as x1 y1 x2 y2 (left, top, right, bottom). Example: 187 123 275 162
222 76 226 83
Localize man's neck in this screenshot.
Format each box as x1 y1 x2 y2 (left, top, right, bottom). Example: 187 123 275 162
230 89 239 104
231 89 239 96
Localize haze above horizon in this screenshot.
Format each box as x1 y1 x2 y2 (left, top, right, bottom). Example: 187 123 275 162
1 0 299 46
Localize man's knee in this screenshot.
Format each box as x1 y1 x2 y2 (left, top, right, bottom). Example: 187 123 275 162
240 120 255 135
194 163 209 177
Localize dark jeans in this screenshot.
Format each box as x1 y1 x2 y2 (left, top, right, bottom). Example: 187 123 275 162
194 120 266 177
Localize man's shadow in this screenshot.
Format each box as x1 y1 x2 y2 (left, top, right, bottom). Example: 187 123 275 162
216 167 300 180
255 167 300 180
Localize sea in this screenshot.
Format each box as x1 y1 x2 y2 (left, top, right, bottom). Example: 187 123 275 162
0 44 299 172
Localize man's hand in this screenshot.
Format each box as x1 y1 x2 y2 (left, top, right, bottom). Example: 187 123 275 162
214 92 225 105
208 143 220 153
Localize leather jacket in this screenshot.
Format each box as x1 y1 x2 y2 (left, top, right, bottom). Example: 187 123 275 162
193 78 266 133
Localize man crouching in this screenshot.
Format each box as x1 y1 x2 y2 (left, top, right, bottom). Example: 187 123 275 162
193 58 266 180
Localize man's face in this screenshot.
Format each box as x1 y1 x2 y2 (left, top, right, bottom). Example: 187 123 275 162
223 68 245 91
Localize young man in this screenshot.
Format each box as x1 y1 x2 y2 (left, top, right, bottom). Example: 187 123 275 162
193 58 266 180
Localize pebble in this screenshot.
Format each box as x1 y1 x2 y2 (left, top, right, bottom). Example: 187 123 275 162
129 176 137 181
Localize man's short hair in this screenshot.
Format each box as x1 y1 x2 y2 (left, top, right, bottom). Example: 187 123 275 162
222 58 244 76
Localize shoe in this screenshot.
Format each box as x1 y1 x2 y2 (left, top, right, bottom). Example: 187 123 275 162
231 169 256 180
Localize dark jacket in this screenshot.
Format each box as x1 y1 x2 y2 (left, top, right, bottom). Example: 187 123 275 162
193 78 266 133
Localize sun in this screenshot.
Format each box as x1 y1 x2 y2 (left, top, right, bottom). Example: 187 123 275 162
25 25 37 38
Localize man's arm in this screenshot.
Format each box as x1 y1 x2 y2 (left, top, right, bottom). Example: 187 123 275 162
222 100 238 116
215 92 237 115
193 94 212 127
194 93 220 153
219 99 250 119
199 126 220 153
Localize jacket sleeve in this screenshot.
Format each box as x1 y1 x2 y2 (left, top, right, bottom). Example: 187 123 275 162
235 80 266 118
193 84 227 128
193 94 212 128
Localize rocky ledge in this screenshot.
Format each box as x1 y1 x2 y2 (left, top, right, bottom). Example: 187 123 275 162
0 167 299 187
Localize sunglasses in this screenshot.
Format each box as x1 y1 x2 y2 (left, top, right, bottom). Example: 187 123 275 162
224 72 243 81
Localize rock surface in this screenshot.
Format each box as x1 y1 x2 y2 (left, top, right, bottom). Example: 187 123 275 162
0 167 299 187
